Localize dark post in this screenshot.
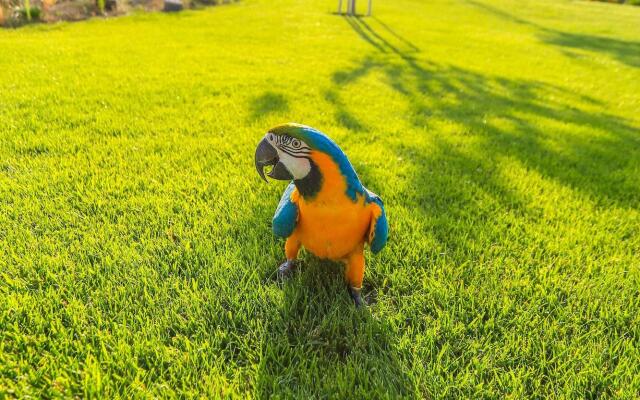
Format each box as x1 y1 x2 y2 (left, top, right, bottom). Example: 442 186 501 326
163 0 183 12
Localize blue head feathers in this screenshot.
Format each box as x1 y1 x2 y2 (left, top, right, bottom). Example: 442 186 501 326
268 123 366 201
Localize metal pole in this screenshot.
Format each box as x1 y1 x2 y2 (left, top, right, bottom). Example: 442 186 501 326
338 0 343 14
367 0 372 16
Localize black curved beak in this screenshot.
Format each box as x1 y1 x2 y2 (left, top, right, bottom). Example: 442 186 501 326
255 137 278 183
254 137 295 182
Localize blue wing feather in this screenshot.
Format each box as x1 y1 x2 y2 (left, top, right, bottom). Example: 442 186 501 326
272 182 299 238
366 189 388 254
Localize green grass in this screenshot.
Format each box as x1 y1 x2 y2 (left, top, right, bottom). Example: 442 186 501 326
1 0 640 397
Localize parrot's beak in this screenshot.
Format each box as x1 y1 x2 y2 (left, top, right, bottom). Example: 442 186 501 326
255 137 277 182
255 137 294 182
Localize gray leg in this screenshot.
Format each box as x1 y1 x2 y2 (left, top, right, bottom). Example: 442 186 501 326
349 286 364 307
277 260 297 280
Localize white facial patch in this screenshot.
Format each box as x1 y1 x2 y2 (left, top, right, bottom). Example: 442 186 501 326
265 133 312 180
276 151 311 179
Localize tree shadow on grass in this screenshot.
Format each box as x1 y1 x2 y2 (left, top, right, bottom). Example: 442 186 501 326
335 15 640 211
465 0 640 68
324 88 369 132
371 16 420 53
248 91 289 122
541 30 640 68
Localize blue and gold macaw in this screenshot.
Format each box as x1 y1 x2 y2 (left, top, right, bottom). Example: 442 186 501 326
254 123 388 306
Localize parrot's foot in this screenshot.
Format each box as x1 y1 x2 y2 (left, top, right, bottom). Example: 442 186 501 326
277 260 297 280
349 286 364 307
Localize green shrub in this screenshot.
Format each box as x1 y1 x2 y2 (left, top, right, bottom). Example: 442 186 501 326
19 1 40 21
23 0 30 20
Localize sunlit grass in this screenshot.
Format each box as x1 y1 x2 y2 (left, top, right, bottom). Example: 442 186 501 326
1 0 639 397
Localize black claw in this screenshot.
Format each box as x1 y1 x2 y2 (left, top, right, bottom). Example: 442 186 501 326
277 260 296 280
349 287 365 307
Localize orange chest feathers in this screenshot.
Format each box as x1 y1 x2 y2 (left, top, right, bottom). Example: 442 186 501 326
291 152 372 260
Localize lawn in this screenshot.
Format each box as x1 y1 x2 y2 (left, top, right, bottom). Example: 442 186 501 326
1 0 639 397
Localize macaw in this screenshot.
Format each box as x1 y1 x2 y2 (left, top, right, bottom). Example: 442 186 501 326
254 123 388 306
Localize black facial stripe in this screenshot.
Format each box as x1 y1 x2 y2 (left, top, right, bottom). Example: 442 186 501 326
275 135 294 146
279 147 311 159
282 144 310 153
271 134 310 154
294 159 322 199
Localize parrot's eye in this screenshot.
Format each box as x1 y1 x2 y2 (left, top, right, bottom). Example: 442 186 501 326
292 139 301 148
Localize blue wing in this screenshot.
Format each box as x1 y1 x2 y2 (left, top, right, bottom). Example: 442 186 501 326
366 189 388 254
272 182 299 238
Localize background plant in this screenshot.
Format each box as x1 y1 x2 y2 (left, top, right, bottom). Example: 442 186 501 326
23 0 30 20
